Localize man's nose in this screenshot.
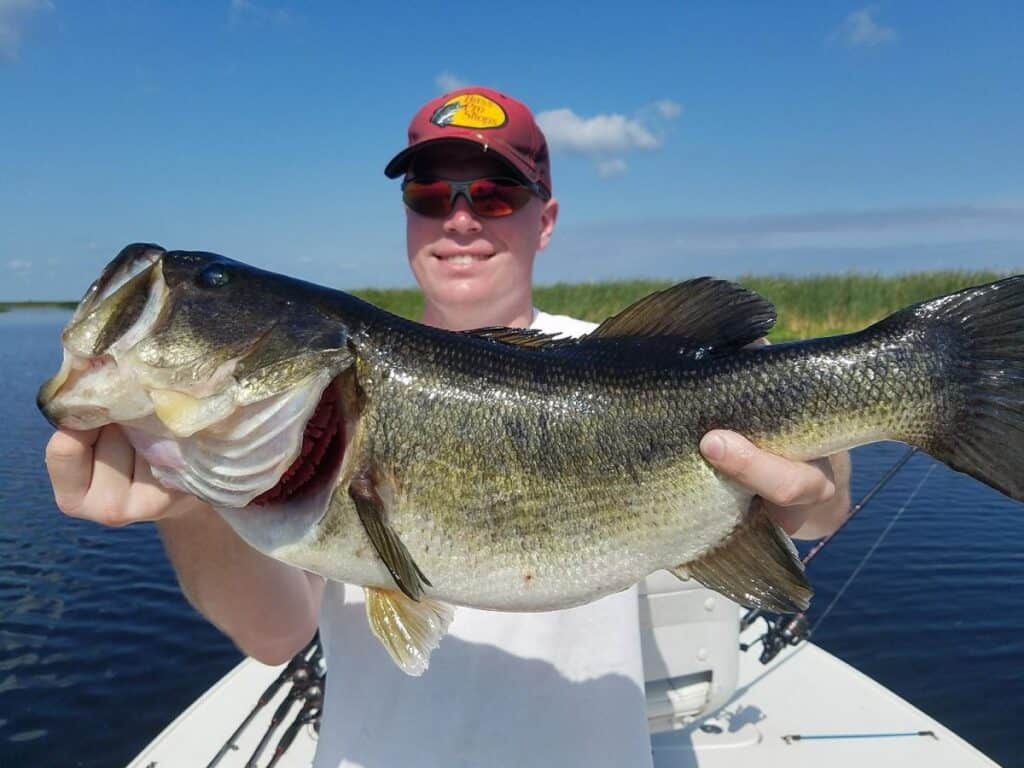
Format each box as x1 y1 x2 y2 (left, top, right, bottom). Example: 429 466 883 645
443 195 482 235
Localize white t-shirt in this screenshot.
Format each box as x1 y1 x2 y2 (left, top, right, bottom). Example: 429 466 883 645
313 310 652 768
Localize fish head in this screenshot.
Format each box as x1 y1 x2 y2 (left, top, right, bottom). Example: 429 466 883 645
38 244 358 511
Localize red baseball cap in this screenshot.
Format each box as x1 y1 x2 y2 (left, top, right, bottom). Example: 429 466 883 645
384 86 552 197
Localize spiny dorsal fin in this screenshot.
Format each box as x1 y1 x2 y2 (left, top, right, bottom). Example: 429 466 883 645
467 327 574 349
365 587 454 676
349 469 431 601
587 278 776 350
671 498 811 613
470 279 774 359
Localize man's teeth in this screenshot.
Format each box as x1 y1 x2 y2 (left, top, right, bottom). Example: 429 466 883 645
440 253 487 264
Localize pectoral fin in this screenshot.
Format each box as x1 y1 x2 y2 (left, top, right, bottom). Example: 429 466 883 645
671 499 812 613
349 469 431 600
365 587 454 676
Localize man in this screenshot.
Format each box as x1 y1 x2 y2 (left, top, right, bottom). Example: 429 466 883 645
44 86 850 766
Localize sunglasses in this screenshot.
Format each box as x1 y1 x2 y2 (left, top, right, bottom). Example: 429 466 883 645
401 177 548 219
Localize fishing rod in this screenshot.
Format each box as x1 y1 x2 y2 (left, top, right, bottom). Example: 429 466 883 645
244 672 315 768
265 686 324 768
206 634 325 768
740 446 919 663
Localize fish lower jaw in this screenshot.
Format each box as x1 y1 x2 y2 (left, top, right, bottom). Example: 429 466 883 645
38 350 152 430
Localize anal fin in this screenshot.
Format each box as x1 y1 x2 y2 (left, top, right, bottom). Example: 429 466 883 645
365 587 454 676
671 499 812 613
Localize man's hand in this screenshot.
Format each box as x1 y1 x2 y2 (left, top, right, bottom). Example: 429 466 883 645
700 430 851 540
45 424 323 664
45 425 204 526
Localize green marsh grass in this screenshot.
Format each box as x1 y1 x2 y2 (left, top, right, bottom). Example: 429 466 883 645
357 271 1009 341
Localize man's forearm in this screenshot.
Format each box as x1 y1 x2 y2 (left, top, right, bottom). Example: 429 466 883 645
156 499 323 664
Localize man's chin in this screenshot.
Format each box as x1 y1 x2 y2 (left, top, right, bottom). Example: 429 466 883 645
422 283 508 329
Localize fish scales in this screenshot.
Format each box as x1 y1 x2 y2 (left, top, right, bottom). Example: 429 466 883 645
300 316 946 611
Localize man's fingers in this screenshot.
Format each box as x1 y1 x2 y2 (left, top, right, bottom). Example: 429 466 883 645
82 425 136 524
45 428 101 515
699 430 836 507
123 449 180 520
765 505 812 537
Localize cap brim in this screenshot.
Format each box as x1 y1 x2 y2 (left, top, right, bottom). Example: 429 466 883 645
384 135 538 187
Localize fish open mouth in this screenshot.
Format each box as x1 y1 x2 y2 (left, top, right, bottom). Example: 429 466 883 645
39 243 360 516
250 380 346 507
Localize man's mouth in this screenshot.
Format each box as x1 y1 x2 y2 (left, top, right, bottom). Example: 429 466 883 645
432 249 495 264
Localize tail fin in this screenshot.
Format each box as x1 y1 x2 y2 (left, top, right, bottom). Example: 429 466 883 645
880 276 1024 502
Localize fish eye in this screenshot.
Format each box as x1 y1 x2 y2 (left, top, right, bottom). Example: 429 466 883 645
199 264 230 288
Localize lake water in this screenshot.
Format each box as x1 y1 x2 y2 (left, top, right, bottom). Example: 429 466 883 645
2 309 1022 767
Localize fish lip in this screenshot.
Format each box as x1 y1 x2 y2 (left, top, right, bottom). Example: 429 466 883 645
72 243 165 323
62 252 167 359
37 353 114 428
37 350 76 422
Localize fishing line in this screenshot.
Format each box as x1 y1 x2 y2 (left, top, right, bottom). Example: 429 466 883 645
801 446 919 567
741 445 919 635
810 458 937 635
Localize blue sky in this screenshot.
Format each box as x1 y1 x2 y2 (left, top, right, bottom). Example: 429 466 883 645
1 1 1022 300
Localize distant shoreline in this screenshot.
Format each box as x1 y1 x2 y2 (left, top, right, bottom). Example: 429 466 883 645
0 301 77 313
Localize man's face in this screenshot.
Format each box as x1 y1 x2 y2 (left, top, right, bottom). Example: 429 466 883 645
404 144 557 324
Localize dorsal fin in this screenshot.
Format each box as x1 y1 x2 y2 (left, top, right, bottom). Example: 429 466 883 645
587 278 776 349
466 279 775 360
467 327 574 349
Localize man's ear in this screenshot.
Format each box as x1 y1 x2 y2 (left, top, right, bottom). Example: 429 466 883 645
537 197 559 251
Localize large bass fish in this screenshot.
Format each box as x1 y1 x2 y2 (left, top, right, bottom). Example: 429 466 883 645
38 244 1024 674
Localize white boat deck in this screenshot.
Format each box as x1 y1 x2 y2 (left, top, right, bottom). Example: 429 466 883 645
127 617 998 767
651 618 998 767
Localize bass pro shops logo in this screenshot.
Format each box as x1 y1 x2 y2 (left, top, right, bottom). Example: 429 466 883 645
430 94 508 129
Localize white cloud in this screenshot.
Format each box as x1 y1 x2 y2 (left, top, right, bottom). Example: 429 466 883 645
537 108 660 154
654 99 682 119
830 5 897 48
435 71 468 93
0 0 53 61
595 158 628 178
229 0 291 25
536 101 680 178
7 259 31 272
